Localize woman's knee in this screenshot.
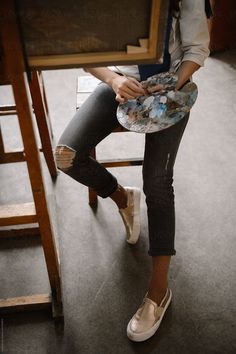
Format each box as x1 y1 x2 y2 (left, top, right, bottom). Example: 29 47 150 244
143 174 174 206
55 144 77 172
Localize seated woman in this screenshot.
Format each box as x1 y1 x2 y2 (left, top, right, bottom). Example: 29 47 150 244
55 0 210 342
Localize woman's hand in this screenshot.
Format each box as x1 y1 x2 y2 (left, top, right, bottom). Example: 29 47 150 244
83 67 145 103
144 84 165 94
111 76 145 103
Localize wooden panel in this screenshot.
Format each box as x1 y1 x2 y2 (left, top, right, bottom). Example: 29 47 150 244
0 294 51 313
0 202 37 226
209 0 236 52
17 0 151 55
0 45 10 85
14 0 169 69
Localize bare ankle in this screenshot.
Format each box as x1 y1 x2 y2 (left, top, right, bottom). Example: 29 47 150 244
110 184 128 209
147 287 168 305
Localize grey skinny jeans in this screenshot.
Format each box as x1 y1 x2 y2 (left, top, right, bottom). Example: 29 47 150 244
55 82 189 256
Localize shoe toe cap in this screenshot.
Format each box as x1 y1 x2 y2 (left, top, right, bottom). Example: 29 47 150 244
128 311 156 334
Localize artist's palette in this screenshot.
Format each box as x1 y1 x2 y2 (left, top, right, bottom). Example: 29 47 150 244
117 72 198 133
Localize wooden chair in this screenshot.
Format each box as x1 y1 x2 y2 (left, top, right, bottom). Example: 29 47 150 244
76 75 143 207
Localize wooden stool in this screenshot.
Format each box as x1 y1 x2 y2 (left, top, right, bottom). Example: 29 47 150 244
76 75 143 207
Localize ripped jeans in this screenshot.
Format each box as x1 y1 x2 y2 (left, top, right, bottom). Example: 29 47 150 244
55 82 189 256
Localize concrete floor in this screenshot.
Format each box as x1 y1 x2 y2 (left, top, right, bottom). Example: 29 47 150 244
0 50 236 354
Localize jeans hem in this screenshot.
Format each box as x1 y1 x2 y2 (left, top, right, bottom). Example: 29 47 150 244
98 181 118 198
148 249 176 257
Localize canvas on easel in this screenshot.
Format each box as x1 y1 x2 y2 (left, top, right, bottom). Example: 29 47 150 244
14 0 169 70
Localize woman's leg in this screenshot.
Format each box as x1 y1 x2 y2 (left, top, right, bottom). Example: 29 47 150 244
55 81 141 242
127 114 190 342
142 114 190 304
55 82 123 199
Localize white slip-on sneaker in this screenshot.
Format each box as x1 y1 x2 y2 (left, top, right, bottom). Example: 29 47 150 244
118 186 141 244
127 288 172 342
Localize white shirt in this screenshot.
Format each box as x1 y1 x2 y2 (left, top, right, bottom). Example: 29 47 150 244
109 0 210 80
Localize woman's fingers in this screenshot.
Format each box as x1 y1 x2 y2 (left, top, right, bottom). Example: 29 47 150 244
128 77 146 94
115 92 134 103
146 84 164 93
126 80 145 96
115 76 166 103
112 75 146 102
117 84 145 99
121 87 141 98
115 93 126 103
118 78 145 98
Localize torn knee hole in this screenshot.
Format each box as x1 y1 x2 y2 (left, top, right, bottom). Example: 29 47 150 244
55 145 76 171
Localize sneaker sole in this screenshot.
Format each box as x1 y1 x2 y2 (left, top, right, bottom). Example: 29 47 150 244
127 289 172 342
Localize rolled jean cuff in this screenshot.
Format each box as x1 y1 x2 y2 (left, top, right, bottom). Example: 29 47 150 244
148 248 176 257
97 178 118 198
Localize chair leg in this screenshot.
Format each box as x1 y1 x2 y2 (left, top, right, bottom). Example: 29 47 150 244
29 70 58 178
39 70 54 140
88 147 98 207
89 188 98 207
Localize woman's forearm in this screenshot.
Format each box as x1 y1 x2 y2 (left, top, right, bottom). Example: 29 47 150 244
84 67 120 87
176 60 200 90
84 66 145 102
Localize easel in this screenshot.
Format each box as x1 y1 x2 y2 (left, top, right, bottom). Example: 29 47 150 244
0 0 168 323
0 0 62 321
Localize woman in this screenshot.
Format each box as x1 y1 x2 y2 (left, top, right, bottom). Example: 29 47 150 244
55 0 210 342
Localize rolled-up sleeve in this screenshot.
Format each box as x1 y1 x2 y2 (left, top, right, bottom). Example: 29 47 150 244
180 0 210 66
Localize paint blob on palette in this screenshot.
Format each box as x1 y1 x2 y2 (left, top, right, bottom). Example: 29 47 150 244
117 72 198 133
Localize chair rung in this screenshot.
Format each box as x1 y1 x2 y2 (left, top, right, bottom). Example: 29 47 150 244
0 148 45 164
0 150 25 163
99 157 143 167
0 225 39 238
0 293 51 314
0 202 37 226
0 105 17 116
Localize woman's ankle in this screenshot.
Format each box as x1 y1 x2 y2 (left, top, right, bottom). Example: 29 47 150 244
147 285 168 305
110 184 128 209
147 255 171 304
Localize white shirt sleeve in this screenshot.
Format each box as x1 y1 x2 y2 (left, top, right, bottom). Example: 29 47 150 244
179 0 210 66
